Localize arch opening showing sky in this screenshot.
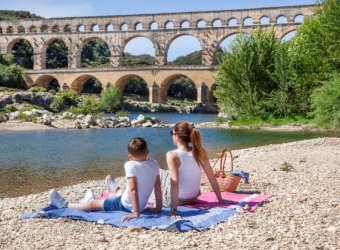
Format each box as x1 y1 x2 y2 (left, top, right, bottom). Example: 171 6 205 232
167 35 201 62
124 37 155 56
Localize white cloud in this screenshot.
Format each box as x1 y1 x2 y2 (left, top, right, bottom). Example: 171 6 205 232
1 0 94 18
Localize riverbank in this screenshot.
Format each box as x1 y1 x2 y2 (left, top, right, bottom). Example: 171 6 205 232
0 113 165 132
0 119 331 133
0 137 339 249
0 121 56 132
198 121 332 132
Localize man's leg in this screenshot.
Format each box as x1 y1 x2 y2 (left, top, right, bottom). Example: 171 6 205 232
68 199 105 212
50 189 104 211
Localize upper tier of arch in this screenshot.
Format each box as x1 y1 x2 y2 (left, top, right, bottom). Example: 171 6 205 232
0 5 315 34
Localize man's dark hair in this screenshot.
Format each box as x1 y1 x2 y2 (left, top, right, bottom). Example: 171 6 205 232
127 137 148 157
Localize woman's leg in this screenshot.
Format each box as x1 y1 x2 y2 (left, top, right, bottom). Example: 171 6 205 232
68 199 105 212
148 169 171 207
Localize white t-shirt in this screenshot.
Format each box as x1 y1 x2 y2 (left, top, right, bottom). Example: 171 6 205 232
175 149 202 199
121 159 160 212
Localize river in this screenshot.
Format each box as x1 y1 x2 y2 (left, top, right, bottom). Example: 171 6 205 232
0 113 328 198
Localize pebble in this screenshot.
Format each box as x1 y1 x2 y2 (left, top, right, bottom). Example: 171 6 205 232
326 226 337 233
225 233 234 241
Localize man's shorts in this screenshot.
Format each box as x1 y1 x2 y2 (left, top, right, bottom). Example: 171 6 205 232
103 195 130 212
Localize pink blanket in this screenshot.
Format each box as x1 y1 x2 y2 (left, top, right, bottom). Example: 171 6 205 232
186 192 273 211
97 192 114 199
97 192 272 212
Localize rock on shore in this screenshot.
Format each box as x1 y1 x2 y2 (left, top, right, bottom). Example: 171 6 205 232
0 111 165 131
0 137 339 249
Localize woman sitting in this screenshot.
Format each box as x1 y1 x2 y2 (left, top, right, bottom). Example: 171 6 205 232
167 121 228 217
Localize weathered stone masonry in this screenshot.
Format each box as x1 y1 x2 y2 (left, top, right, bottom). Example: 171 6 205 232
0 5 314 103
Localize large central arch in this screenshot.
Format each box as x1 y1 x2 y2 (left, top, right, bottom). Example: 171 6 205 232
165 34 203 64
122 35 156 66
10 39 34 69
77 37 111 68
44 38 69 69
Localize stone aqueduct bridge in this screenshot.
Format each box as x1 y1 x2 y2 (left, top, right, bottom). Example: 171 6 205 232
0 5 314 103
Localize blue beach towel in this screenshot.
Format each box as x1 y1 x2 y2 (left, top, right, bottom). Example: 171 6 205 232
230 170 249 183
20 205 240 232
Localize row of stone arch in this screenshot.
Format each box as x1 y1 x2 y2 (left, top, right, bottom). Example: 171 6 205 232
31 73 215 103
0 14 305 34
7 29 297 69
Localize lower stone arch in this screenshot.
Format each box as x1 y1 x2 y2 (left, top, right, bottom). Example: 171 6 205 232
115 74 142 89
71 74 103 94
33 75 60 91
159 74 197 104
115 74 149 101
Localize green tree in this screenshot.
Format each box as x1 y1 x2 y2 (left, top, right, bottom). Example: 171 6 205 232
99 86 123 113
167 77 197 100
311 73 340 130
50 90 79 112
288 0 340 113
215 28 283 118
81 39 110 68
46 40 68 69
0 53 26 89
70 95 100 115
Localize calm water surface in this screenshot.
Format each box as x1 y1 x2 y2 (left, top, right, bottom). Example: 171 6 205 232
0 113 328 198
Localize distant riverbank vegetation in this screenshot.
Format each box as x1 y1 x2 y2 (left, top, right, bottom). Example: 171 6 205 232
215 0 339 130
50 86 123 114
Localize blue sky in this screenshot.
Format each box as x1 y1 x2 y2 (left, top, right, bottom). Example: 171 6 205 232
1 0 316 60
0 0 316 18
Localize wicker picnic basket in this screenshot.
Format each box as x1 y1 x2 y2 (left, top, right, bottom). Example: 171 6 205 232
202 148 241 192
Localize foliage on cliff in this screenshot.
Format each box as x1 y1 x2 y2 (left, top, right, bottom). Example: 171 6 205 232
168 51 201 65
122 53 155 66
0 10 43 21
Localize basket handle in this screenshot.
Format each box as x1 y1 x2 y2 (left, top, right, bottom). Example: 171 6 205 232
211 148 234 174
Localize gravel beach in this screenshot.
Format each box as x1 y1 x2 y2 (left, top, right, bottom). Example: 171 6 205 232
0 137 339 249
